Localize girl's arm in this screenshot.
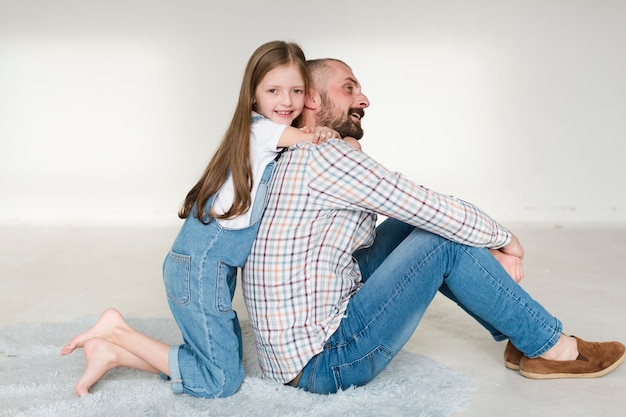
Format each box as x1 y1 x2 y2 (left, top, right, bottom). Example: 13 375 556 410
277 126 362 150
277 125 339 147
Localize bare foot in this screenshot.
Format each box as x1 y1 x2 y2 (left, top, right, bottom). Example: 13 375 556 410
61 308 127 355
74 338 119 396
74 336 162 396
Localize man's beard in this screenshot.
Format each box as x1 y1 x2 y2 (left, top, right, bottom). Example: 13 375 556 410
317 92 364 139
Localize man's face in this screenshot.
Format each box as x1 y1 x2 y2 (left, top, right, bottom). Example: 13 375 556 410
315 61 369 139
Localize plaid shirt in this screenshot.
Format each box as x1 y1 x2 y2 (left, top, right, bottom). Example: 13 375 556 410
242 139 511 383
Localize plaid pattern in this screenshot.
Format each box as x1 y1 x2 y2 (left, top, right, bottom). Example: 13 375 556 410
243 139 511 382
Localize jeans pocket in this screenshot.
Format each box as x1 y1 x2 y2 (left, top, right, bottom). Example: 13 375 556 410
331 345 394 390
163 250 191 305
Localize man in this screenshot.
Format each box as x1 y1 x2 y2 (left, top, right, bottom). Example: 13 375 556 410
242 58 625 394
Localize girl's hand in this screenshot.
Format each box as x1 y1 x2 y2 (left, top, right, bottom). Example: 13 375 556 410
311 126 340 144
297 127 360 149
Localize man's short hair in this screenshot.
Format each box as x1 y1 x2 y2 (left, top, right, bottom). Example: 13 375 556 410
306 58 351 91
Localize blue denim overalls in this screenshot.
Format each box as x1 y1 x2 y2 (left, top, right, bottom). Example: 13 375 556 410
162 155 277 398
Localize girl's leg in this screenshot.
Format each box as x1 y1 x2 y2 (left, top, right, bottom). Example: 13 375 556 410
62 308 171 376
162 243 245 398
75 337 160 396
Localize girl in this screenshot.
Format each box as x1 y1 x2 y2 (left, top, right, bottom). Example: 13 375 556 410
61 40 348 398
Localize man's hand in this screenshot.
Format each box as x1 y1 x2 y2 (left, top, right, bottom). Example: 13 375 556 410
490 249 524 283
490 234 525 283
500 234 524 259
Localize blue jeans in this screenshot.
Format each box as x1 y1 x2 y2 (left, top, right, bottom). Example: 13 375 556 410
161 161 275 398
295 218 563 394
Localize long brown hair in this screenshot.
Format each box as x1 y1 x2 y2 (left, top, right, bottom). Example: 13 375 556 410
179 41 310 222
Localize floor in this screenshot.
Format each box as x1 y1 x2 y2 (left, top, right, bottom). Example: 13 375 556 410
1 224 624 416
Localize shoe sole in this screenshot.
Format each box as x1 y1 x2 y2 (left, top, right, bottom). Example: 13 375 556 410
519 350 626 379
504 360 520 371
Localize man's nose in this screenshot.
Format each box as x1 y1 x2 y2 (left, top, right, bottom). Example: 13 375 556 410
356 92 369 108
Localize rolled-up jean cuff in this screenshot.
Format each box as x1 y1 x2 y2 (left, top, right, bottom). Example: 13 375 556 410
161 344 184 395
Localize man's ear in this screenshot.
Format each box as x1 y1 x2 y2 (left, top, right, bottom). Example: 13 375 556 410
305 89 320 110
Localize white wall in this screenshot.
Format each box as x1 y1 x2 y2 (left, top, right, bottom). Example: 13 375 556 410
1 0 625 226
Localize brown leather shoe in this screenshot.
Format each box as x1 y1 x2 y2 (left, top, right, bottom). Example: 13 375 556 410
519 336 626 379
504 340 524 370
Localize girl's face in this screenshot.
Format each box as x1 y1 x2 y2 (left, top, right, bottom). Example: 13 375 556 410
254 63 306 125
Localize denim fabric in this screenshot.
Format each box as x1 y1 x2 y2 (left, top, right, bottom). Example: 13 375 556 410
162 160 275 398
296 218 562 394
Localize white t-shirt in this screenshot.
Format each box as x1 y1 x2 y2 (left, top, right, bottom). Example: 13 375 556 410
212 112 288 228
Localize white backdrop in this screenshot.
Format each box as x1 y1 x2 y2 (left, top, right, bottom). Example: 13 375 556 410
1 0 625 226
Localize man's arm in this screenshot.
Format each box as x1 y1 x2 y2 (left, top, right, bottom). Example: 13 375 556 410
308 140 512 249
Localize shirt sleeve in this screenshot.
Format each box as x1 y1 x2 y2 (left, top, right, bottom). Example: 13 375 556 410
251 116 289 155
308 140 512 248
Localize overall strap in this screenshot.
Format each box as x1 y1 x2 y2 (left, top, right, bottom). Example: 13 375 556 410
248 149 286 225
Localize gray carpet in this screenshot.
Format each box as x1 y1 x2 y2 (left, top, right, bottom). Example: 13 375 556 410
0 317 477 417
